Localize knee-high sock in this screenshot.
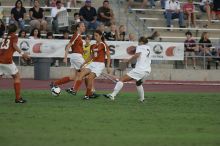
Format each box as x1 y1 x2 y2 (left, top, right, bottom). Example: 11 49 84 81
14 83 21 100
54 77 71 86
86 88 92 96
111 81 124 97
136 85 144 101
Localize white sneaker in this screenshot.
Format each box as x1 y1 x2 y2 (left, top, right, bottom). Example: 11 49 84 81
104 94 115 101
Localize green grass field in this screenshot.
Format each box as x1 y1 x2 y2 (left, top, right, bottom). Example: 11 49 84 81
0 90 220 146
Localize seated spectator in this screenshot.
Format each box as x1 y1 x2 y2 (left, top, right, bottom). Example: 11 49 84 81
213 0 220 20
79 0 98 30
29 28 41 39
105 23 119 41
10 0 26 30
183 0 197 27
127 33 136 41
70 12 80 32
51 0 67 34
18 29 27 38
184 31 197 69
61 30 70 39
199 0 213 27
146 31 160 40
118 25 126 41
97 0 115 26
29 0 47 32
198 32 212 69
164 0 185 29
0 19 5 38
46 31 54 39
96 22 107 38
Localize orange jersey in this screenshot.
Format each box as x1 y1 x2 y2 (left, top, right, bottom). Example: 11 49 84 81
0 33 18 64
69 32 83 55
91 42 109 63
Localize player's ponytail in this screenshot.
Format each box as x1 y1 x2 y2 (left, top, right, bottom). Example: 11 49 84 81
94 29 105 42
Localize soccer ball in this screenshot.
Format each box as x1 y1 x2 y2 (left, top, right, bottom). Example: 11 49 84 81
51 86 61 96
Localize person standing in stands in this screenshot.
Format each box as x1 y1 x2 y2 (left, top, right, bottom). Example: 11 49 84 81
0 24 29 103
50 22 86 90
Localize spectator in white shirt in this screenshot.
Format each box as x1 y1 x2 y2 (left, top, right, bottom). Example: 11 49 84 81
51 0 67 33
165 0 185 29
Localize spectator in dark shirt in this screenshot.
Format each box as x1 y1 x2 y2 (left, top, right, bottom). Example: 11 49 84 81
0 19 5 38
10 0 26 30
184 31 197 69
105 23 119 41
79 0 98 30
97 0 115 26
198 32 212 69
29 0 47 31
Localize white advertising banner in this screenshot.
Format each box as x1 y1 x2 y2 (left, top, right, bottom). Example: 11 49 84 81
13 39 184 60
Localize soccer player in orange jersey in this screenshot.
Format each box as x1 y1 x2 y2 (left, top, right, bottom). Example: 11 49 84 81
50 22 86 90
69 30 111 99
0 24 29 103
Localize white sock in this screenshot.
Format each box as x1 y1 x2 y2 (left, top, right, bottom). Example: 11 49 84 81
136 85 144 101
111 81 124 97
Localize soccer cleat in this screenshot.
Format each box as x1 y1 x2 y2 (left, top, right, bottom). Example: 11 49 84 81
89 93 100 99
83 96 89 100
15 98 27 103
103 94 115 101
65 88 77 95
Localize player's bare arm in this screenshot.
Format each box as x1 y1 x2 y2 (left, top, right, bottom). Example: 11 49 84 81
13 42 30 60
63 43 71 64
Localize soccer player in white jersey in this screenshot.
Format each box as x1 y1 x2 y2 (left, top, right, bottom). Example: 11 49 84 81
104 36 151 102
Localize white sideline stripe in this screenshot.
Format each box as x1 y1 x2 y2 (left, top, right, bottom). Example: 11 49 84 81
147 27 220 31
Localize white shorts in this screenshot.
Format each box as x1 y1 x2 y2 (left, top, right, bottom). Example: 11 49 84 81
0 62 18 75
85 62 105 77
69 53 85 70
127 69 150 81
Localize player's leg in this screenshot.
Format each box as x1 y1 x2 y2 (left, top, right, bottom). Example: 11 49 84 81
106 74 133 100
70 68 91 94
136 79 145 102
51 68 75 87
12 72 26 103
84 73 96 99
